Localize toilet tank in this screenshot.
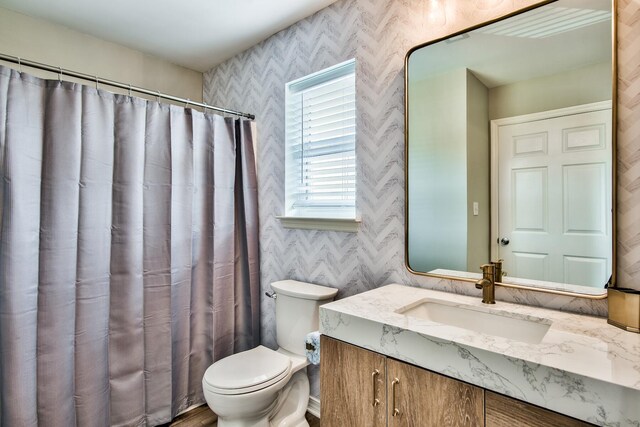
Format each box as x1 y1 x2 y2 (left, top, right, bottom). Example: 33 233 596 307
270 280 338 356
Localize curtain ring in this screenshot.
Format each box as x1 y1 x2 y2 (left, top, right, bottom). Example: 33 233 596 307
156 90 161 103
128 84 132 97
58 66 62 82
17 57 22 73
185 98 190 109
95 75 99 90
203 102 209 114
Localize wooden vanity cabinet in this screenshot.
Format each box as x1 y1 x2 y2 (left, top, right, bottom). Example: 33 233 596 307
320 336 483 426
485 391 590 427
320 336 591 427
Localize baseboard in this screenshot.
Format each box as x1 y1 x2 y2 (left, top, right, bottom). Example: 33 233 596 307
307 396 320 418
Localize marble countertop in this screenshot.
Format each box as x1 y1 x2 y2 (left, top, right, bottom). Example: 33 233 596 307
319 284 640 426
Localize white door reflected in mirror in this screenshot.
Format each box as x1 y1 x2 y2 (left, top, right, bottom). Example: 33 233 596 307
492 103 612 288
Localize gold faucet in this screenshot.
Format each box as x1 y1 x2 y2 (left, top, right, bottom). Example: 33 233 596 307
475 264 496 304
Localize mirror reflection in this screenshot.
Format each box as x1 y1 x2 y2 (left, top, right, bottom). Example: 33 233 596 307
406 0 613 295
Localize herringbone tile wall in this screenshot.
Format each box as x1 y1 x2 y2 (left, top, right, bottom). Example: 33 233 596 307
616 0 640 289
204 0 637 397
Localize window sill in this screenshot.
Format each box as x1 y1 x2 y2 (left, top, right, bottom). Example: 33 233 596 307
276 216 361 233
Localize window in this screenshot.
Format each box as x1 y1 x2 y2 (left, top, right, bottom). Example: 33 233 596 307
284 60 356 221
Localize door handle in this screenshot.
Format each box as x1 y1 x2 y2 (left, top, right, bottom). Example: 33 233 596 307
391 378 400 417
371 369 380 407
500 237 510 246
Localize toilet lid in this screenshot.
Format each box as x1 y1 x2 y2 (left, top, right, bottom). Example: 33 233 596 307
203 346 291 394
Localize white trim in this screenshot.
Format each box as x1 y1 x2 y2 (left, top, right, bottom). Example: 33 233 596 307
489 100 613 260
288 59 355 92
307 396 321 418
276 216 361 232
490 101 612 128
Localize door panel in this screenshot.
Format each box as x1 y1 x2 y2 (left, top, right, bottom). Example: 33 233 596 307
563 124 605 152
513 252 548 281
387 358 483 427
564 256 607 286
563 163 607 234
320 336 386 427
513 132 548 156
512 167 548 232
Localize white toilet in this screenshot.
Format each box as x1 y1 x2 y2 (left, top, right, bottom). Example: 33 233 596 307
202 280 338 427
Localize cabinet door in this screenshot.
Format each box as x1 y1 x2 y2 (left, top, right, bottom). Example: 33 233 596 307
320 336 386 427
485 391 591 427
387 358 484 427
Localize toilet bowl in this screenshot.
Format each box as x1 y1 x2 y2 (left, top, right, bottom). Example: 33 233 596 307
202 280 338 427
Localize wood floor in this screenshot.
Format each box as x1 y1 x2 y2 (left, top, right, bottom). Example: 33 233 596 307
165 405 320 427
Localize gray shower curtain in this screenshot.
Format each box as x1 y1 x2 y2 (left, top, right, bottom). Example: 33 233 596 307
0 65 260 426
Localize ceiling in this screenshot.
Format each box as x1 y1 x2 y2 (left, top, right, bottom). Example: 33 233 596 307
0 0 339 72
409 0 612 88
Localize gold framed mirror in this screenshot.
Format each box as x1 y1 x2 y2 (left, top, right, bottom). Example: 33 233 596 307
405 0 616 299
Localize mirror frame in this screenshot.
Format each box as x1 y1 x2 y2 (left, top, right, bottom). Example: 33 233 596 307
404 0 617 299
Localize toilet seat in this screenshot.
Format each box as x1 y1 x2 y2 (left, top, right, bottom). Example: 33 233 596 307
203 346 292 395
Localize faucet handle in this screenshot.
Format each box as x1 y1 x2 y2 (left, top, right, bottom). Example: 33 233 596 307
491 259 504 280
479 264 495 274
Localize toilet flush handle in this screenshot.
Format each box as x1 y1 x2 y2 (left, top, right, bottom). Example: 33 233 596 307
265 291 277 299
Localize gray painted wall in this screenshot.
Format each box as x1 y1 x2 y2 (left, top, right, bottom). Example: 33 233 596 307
408 69 467 272
466 70 491 271
0 7 202 102
489 61 611 119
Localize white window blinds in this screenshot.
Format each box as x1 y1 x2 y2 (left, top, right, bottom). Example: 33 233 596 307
285 60 356 219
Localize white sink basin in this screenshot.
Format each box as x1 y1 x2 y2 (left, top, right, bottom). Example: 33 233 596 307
397 299 551 344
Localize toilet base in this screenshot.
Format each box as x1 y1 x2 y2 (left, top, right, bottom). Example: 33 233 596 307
269 369 310 427
215 369 310 427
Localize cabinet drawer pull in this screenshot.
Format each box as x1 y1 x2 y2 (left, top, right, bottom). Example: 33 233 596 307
371 369 380 407
391 377 400 416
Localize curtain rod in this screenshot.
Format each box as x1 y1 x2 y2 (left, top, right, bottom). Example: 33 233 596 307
0 53 255 120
